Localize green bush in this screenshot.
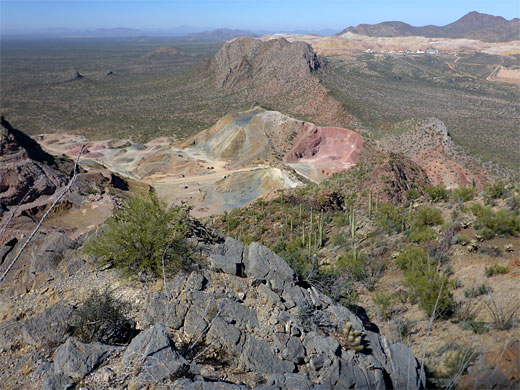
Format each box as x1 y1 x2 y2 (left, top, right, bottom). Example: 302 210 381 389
395 246 454 318
484 181 507 199
395 246 428 271
470 203 520 240
73 289 137 345
372 290 397 320
405 188 421 201
408 206 443 243
375 203 405 234
337 251 385 290
425 185 449 202
485 263 509 277
464 284 491 298
84 191 190 277
273 239 310 279
408 226 437 243
450 187 474 202
412 206 444 228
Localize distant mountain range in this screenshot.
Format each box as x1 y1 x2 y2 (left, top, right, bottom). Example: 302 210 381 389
340 11 519 42
184 28 259 41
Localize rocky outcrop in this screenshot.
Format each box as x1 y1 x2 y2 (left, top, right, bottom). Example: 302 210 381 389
378 118 487 190
206 37 323 90
134 237 425 389
202 37 351 127
0 117 68 210
0 235 426 389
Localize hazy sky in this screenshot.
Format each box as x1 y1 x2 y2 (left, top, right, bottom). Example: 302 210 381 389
1 0 519 33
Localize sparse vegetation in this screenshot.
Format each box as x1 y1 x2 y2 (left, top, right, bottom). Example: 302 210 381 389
73 289 137 345
484 263 509 277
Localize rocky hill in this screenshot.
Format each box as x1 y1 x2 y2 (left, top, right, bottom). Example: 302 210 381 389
142 45 187 59
377 118 488 189
340 11 519 42
0 116 69 213
202 37 352 126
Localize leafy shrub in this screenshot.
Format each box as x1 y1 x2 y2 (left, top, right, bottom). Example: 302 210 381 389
485 263 509 277
425 185 449 202
450 187 474 202
464 284 491 298
395 246 454 318
375 203 405 234
405 188 421 201
395 246 428 271
408 226 437 243
470 203 520 240
84 192 190 277
337 251 385 290
408 206 443 243
484 181 506 199
273 239 310 279
413 206 444 228
73 289 137 345
372 290 397 320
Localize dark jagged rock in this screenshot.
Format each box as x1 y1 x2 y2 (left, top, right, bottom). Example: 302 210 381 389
0 117 68 208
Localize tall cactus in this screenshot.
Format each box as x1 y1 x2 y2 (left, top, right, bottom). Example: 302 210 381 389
368 190 372 218
318 210 324 248
351 211 356 241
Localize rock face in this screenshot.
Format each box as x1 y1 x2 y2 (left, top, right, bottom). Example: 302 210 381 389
202 37 351 127
0 117 68 210
135 237 425 389
206 37 323 90
378 118 487 190
0 236 426 389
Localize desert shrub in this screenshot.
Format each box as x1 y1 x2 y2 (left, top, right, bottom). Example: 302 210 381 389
484 181 507 199
453 234 470 246
395 246 428 271
464 284 491 298
425 185 449 202
273 239 310 279
73 289 137 345
470 203 520 240
372 290 397 320
485 263 509 277
84 191 191 277
483 294 520 330
441 343 477 379
505 195 520 211
405 188 421 201
413 206 444 228
395 246 454 318
337 251 385 290
408 226 437 243
392 318 415 341
450 187 474 202
375 203 405 234
408 206 443 243
307 268 359 309
332 232 349 246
